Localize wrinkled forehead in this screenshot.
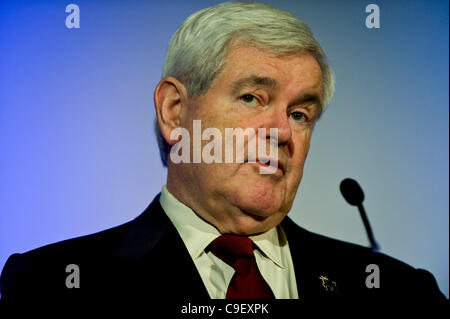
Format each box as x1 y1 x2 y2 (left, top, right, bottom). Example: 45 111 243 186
213 44 324 107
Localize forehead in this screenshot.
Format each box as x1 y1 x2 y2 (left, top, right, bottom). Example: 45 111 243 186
211 44 323 99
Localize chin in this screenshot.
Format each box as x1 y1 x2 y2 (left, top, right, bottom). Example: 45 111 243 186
226 210 286 235
233 188 284 216
220 177 291 233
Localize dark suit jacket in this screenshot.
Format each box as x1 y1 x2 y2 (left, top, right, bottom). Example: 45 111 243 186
0 194 447 312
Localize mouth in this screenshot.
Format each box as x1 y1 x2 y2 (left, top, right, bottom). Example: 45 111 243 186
253 157 284 175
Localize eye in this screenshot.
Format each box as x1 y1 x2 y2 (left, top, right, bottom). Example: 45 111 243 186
240 94 259 107
289 111 308 123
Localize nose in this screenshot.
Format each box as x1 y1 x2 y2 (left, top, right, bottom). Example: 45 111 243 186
261 104 292 146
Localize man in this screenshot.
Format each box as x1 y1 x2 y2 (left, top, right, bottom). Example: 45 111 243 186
0 1 446 311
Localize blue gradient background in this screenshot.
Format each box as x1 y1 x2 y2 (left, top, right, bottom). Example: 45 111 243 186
1 0 448 297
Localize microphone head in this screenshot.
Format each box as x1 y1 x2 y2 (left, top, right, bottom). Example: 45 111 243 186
340 178 365 206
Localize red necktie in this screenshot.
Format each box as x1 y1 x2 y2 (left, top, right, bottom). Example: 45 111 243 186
208 234 275 299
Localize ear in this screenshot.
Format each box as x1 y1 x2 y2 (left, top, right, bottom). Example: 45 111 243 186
154 77 188 146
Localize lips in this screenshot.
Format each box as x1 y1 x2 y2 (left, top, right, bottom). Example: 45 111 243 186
254 157 285 174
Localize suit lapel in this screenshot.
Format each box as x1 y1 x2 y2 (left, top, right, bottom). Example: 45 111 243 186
281 216 341 301
115 194 171 259
114 194 210 300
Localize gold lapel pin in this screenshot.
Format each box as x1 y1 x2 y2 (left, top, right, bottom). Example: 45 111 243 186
319 275 338 292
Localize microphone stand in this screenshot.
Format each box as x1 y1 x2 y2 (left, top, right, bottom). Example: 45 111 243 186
357 204 379 252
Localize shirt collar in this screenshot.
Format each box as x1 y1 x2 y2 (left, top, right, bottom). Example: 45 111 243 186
159 185 286 269
250 227 286 269
160 186 220 259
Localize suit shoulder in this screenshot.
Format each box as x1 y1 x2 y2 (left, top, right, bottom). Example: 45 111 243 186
0 221 133 300
282 216 416 271
5 222 130 268
282 217 447 301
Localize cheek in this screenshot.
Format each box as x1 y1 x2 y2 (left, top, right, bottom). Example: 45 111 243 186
194 94 235 119
292 130 312 167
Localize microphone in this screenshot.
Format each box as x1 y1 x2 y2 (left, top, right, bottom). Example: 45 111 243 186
340 178 380 252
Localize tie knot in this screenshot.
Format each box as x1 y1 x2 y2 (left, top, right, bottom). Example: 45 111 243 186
208 235 254 267
208 234 275 299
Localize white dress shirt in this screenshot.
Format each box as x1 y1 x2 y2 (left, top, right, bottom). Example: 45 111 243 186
159 186 299 299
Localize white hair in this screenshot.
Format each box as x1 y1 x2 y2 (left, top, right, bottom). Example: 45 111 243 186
155 1 335 166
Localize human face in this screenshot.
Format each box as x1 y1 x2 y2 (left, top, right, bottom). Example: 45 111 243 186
168 44 323 235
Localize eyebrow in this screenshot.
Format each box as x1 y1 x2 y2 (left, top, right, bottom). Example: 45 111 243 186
291 92 322 108
231 76 278 96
